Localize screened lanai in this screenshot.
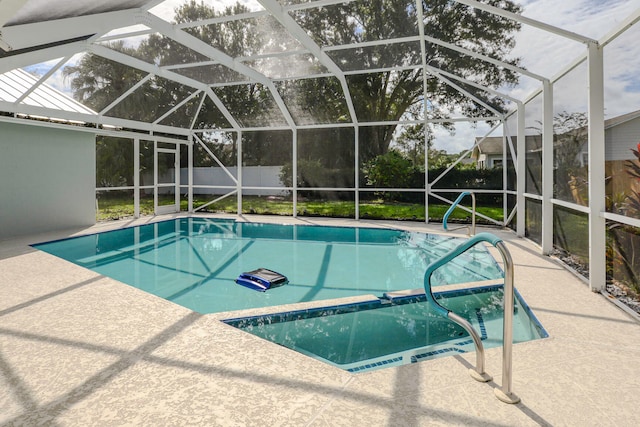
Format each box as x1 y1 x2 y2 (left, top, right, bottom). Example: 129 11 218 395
4 2 640 425
2 0 640 303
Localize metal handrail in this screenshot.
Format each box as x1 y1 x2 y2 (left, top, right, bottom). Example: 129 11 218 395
423 232 520 404
442 191 476 236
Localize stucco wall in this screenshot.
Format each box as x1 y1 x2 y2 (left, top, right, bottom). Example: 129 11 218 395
0 121 96 240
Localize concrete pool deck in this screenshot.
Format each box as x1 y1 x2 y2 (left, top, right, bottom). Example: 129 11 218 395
1 214 639 426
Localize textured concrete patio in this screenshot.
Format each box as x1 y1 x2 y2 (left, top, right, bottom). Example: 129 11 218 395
1 214 639 426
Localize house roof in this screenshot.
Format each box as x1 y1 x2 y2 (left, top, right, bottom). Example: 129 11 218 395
605 109 640 129
0 68 96 115
474 136 504 155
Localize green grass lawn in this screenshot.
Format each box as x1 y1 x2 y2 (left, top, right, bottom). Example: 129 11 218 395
96 194 504 224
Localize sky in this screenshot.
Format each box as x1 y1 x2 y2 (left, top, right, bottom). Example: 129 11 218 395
17 0 640 153
435 0 640 152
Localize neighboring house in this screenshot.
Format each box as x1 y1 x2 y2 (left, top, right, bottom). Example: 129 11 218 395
471 136 504 169
604 109 640 161
470 134 543 169
471 109 640 169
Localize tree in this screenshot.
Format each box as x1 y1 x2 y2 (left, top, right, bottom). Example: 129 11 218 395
95 136 134 188
63 41 149 115
291 0 522 161
552 111 588 203
394 124 429 167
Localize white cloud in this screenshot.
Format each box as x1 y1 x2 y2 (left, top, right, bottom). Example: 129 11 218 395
489 1 640 137
432 121 495 154
508 0 640 87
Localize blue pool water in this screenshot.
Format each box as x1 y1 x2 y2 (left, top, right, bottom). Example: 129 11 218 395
225 285 547 372
33 218 504 314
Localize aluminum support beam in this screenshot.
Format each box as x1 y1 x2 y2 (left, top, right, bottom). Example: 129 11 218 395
541 80 554 254
237 131 243 215
0 9 138 52
134 137 140 218
503 130 508 225
188 134 194 213
415 0 430 223
292 129 298 218
587 42 606 292
354 125 359 220
0 40 88 74
516 103 526 237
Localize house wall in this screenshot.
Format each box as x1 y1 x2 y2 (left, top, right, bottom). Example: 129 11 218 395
0 121 96 240
606 118 640 161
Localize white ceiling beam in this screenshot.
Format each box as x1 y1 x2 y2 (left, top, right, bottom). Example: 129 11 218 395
15 55 71 103
322 35 422 52
0 39 88 74
600 6 640 48
98 114 191 136
236 49 310 61
0 100 97 123
0 89 195 135
284 0 357 12
203 87 241 130
452 0 597 44
258 0 358 124
97 28 155 43
154 89 201 124
0 9 139 52
189 93 207 130
538 9 640 92
422 34 546 82
142 11 297 128
424 65 521 104
176 10 270 29
99 74 153 116
90 44 206 91
431 72 504 117
163 60 220 70
191 114 502 133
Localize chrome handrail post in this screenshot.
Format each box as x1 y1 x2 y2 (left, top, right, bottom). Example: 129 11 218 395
423 232 520 404
447 311 492 382
494 240 520 404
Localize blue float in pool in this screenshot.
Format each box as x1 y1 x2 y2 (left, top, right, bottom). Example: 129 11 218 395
235 268 288 292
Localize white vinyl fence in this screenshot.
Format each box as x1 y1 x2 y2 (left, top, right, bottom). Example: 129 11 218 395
147 166 286 196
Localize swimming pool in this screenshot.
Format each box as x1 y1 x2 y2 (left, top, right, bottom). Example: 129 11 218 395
33 217 504 314
225 285 547 373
